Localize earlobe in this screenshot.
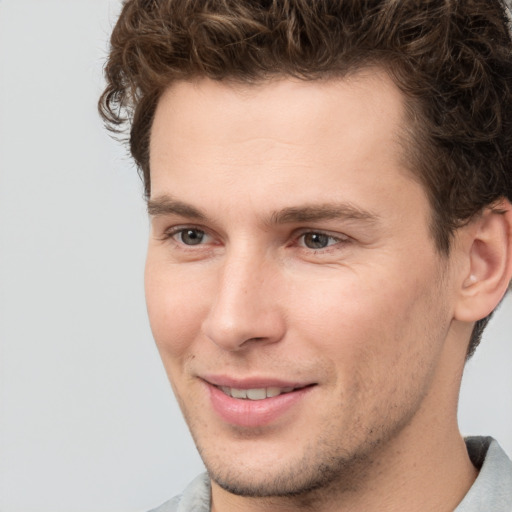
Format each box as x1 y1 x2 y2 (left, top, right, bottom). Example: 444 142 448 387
454 199 512 322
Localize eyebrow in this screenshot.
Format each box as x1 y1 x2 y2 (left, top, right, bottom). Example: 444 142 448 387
147 196 206 220
147 194 379 225
268 204 380 226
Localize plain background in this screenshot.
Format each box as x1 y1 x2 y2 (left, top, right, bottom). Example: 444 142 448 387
0 1 510 511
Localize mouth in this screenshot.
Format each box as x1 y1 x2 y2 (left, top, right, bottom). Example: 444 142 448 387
216 385 306 400
205 379 316 427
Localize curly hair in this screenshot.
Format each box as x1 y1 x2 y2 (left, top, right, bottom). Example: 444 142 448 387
99 0 512 357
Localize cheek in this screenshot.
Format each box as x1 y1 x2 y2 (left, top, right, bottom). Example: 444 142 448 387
295 273 445 426
288 263 444 370
144 258 211 358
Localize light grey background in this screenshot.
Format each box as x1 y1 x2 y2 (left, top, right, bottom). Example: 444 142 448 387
0 1 510 511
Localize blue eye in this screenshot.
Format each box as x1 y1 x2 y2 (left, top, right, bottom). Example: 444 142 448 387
302 232 335 249
177 229 206 245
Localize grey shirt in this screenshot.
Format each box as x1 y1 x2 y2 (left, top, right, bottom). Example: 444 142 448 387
149 437 512 512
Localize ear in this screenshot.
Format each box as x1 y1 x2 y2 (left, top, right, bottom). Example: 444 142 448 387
454 199 512 323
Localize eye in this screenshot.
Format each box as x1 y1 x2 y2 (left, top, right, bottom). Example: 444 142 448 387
173 228 207 246
300 232 342 249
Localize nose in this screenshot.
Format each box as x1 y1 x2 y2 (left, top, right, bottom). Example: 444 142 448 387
201 250 286 351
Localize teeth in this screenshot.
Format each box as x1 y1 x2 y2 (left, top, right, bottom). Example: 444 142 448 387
230 388 247 399
246 388 266 400
266 387 281 398
219 386 296 400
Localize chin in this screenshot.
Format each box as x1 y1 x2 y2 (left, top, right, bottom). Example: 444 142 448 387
199 438 372 499
209 464 340 498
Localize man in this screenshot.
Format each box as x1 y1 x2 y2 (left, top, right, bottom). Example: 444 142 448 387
100 1 512 511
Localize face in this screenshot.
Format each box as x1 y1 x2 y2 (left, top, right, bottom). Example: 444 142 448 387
146 74 459 498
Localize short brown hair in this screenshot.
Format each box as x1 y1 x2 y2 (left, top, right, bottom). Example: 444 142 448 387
99 0 512 357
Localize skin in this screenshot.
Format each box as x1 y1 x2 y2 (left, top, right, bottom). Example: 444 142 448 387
146 72 480 512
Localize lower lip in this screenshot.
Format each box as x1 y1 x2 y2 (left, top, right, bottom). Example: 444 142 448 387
207 383 313 428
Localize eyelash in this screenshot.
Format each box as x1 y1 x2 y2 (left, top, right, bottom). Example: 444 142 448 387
161 226 350 253
162 226 213 247
294 231 348 251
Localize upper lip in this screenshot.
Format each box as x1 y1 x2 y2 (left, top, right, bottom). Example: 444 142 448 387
201 375 315 389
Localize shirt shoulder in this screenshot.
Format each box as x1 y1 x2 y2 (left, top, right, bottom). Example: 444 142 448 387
455 436 512 512
148 473 211 512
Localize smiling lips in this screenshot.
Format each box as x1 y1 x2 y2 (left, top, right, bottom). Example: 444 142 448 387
218 385 297 400
205 379 315 428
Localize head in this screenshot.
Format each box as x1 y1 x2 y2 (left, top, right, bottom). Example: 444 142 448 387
101 0 512 358
100 1 512 507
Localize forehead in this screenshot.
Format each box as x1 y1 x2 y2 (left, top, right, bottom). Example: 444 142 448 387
150 71 408 162
148 72 426 226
